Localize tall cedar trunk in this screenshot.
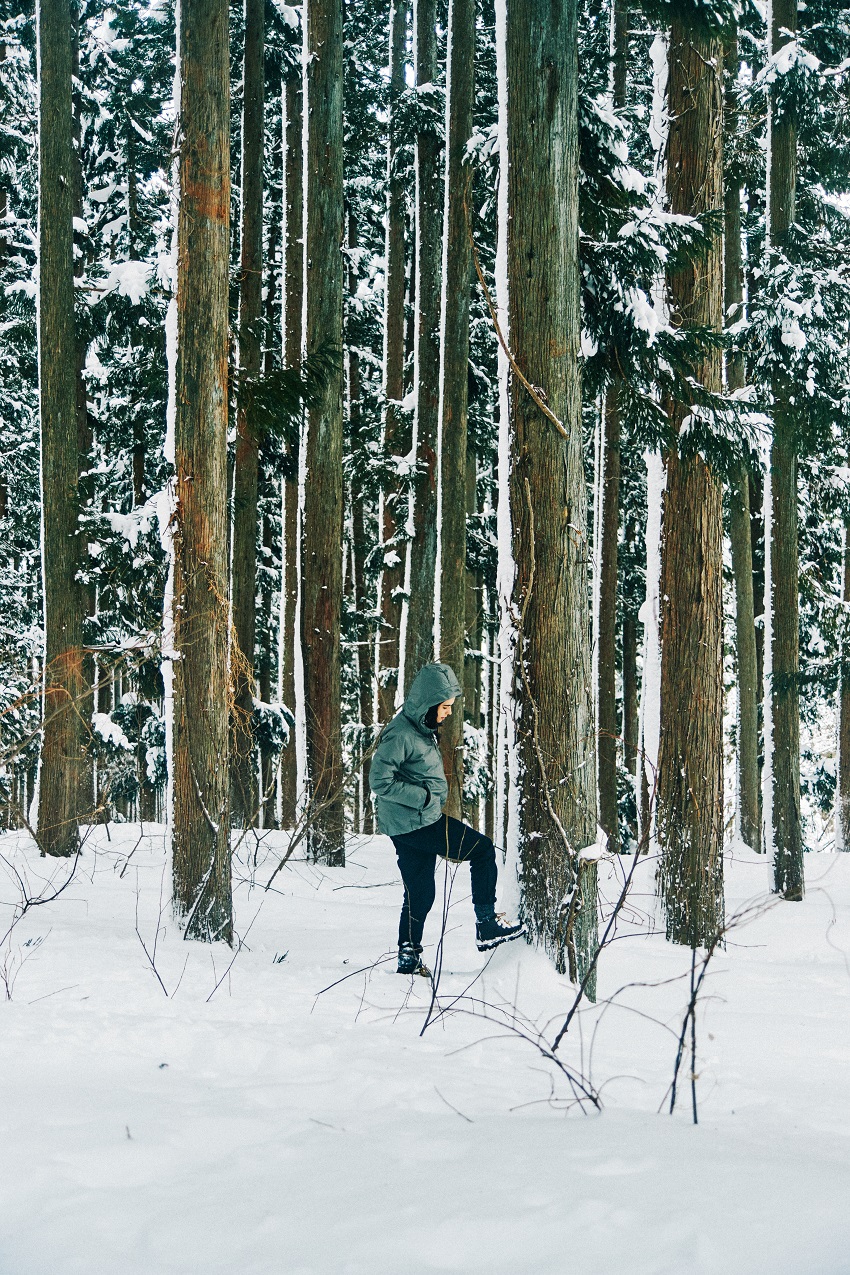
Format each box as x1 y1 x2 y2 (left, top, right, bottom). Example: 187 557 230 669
70 23 96 824
464 453 481 724
37 0 85 856
280 70 302 828
597 385 620 850
725 28 760 852
378 0 409 724
463 446 482 737
438 0 474 817
171 0 233 941
597 0 628 852
348 213 375 832
259 514 275 821
404 0 441 689
769 0 803 899
231 0 265 826
838 525 850 848
302 0 345 863
723 27 759 846
507 0 597 977
657 20 725 947
260 105 280 823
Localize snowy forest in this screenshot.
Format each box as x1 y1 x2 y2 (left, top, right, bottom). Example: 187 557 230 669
2 0 850 1268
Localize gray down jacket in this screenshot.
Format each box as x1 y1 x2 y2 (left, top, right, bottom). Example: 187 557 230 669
369 662 462 837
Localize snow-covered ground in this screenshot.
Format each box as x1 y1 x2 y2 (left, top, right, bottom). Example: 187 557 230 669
2 826 850 1275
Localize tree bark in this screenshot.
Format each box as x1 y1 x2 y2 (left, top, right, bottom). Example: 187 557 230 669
404 0 442 689
279 69 302 829
506 0 597 975
657 18 725 947
231 0 265 827
768 0 803 899
37 0 85 857
302 0 345 863
171 0 233 942
438 0 474 818
725 28 760 852
378 0 409 725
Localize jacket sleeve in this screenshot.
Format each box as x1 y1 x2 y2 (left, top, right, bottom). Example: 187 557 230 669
369 730 429 809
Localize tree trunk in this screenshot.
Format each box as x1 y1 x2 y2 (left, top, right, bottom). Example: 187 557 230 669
622 605 638 777
71 21 96 826
506 0 597 976
259 513 276 823
231 0 265 827
657 19 725 947
725 28 760 853
37 0 85 857
596 0 628 853
404 0 442 689
302 0 345 863
597 384 620 851
378 0 409 725
838 525 850 849
279 69 302 829
768 0 803 900
463 447 481 725
171 0 233 942
348 213 375 833
438 0 474 818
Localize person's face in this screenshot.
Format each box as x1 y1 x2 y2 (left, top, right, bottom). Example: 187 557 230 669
435 698 455 724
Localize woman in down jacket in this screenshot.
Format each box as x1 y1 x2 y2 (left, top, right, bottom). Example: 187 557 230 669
370 662 524 976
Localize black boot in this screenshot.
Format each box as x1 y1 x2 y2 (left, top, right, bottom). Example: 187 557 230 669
397 942 432 978
475 913 525 952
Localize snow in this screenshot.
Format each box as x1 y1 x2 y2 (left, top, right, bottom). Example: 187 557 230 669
91 712 132 750
102 259 153 306
3 825 850 1274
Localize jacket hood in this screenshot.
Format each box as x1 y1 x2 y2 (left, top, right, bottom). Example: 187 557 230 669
402 662 462 731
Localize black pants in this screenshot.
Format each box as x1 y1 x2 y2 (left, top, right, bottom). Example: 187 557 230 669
391 815 498 948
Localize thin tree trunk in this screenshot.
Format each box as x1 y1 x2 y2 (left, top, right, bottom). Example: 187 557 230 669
657 19 725 947
231 0 265 827
348 212 375 833
37 0 85 857
506 0 596 976
622 604 638 776
597 384 620 850
259 513 275 823
597 0 628 853
404 0 442 689
70 21 96 826
171 0 233 941
768 0 803 900
838 525 850 848
279 69 302 828
463 447 481 723
725 27 760 852
302 0 345 863
438 0 474 818
378 0 409 724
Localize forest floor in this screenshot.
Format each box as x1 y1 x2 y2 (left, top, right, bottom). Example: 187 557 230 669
1 824 850 1275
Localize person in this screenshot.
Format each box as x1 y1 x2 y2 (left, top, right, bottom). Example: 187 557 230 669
370 661 524 977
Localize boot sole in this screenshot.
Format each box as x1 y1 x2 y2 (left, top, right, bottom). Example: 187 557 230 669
476 927 525 952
